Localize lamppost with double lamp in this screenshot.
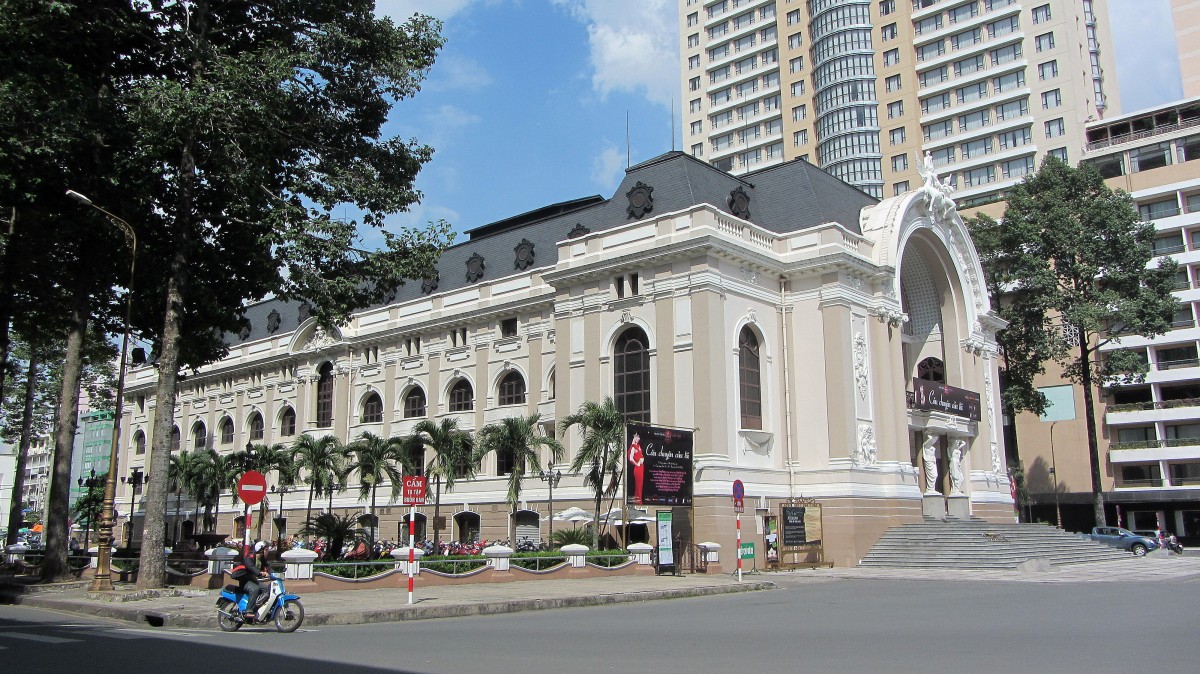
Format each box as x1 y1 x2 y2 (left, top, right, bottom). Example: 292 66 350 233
538 462 562 542
76 469 102 552
67 189 137 592
121 468 147 550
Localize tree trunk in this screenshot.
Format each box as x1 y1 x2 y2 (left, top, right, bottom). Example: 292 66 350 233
0 208 17 413
1079 340 1107 528
41 294 88 581
432 475 442 552
305 484 314 536
4 350 37 546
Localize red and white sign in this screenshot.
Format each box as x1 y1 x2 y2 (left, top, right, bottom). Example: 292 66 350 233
732 479 745 513
402 476 427 506
237 470 268 505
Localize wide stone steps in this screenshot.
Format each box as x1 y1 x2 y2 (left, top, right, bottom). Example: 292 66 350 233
858 520 1130 570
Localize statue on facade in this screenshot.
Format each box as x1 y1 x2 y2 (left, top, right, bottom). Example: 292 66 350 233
922 434 939 494
917 150 956 222
949 438 966 495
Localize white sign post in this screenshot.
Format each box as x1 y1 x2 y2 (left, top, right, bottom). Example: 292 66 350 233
402 476 427 605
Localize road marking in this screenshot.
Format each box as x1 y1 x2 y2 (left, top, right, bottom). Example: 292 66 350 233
0 632 78 644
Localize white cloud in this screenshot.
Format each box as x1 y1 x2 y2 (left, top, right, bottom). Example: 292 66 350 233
426 54 493 92
553 0 679 109
421 104 482 147
374 0 477 22
1107 0 1183 113
591 145 626 190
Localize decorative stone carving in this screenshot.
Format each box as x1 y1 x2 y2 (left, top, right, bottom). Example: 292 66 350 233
871 305 908 327
620 308 633 324
728 186 751 219
568 223 590 238
852 332 869 401
949 438 966 495
747 308 758 324
514 239 535 270
917 150 956 224
421 273 439 295
382 287 397 304
854 424 878 467
922 434 939 495
625 181 654 219
465 253 486 283
305 325 338 351
238 323 252 341
298 302 311 323
266 309 282 335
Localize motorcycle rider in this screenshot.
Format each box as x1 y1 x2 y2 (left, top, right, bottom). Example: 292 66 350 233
230 541 269 621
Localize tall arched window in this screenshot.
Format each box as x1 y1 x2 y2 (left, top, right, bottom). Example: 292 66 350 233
614 327 651 422
134 430 146 455
169 426 181 452
280 407 297 436
248 412 264 441
192 422 207 450
739 327 763 429
497 371 526 406
449 379 474 412
219 417 235 444
361 392 383 423
404 387 427 418
316 362 335 428
917 357 945 382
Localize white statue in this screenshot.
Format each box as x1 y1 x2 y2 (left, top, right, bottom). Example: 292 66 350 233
856 424 879 467
949 438 966 495
917 150 956 222
922 434 939 494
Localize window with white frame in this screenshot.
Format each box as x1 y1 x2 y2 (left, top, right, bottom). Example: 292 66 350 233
884 49 900 67
1038 60 1058 80
1044 117 1066 138
890 127 906 145
1032 4 1051 24
1041 89 1062 109
886 74 901 92
893 180 910 196
1035 32 1055 52
891 153 908 172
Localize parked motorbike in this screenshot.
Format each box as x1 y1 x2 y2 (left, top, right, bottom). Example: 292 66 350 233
216 572 304 632
1167 538 1184 554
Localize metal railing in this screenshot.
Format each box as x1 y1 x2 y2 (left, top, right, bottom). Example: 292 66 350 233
1108 397 1200 413
1085 116 1200 151
1109 437 1200 450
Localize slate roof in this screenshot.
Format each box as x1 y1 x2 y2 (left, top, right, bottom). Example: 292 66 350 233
228 151 878 344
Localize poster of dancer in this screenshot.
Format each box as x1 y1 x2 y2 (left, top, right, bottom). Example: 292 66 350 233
626 424 693 506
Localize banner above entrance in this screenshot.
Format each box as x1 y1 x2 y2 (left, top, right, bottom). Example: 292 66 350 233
911 379 981 421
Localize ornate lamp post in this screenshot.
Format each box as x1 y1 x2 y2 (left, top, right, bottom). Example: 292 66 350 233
76 469 101 551
67 189 136 592
121 468 146 550
538 462 562 543
271 483 292 550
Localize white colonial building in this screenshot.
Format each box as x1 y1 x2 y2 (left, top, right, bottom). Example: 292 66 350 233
121 151 1012 566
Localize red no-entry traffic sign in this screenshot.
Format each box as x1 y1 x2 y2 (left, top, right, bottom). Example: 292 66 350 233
237 470 268 505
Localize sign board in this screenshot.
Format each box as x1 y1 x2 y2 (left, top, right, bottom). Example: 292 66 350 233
739 542 755 559
237 470 267 506
778 499 829 569
732 479 745 512
911 379 981 421
627 424 694 506
402 475 427 506
656 511 674 569
781 506 808 546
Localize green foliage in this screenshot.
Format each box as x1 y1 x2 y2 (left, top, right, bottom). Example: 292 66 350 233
298 512 363 561
71 474 107 528
549 526 593 548
475 414 564 513
560 398 626 550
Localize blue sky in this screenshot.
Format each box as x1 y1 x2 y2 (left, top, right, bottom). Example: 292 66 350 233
372 0 1184 244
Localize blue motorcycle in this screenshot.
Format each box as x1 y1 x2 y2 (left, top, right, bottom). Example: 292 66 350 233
216 572 304 632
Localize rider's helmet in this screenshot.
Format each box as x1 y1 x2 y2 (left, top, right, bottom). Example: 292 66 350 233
254 540 266 552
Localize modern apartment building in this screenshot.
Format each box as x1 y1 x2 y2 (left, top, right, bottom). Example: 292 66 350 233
679 0 1119 203
1011 96 1200 540
1172 0 1200 98
69 410 113 502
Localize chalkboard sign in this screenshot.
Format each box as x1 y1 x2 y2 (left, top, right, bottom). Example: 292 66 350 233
781 506 807 546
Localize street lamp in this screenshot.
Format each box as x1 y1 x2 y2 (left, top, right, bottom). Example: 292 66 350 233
121 468 147 550
538 462 562 542
76 469 101 552
271 483 292 550
1050 421 1062 529
68 189 137 592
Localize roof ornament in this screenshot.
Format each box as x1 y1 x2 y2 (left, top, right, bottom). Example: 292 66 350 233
625 181 654 219
917 151 957 223
465 253 486 283
514 239 535 270
266 309 281 334
728 186 751 220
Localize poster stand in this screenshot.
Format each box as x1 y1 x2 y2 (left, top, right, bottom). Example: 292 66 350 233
778 497 831 569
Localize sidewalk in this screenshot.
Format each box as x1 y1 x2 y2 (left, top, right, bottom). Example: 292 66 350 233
0 573 776 630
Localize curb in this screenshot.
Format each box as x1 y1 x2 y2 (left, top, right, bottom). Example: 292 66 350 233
5 580 776 630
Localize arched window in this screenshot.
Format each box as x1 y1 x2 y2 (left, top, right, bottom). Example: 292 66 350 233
361 392 383 423
316 362 335 428
192 422 207 450
496 445 514 475
917 357 945 382
614 327 651 422
219 417 235 444
449 379 474 412
169 426 181 452
497 371 526 406
548 370 556 400
739 327 763 429
248 412 264 441
134 430 146 455
280 407 297 436
404 388 427 418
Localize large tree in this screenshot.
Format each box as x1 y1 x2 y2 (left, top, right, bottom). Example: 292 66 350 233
476 414 564 544
128 2 450 589
347 431 409 548
974 157 1179 527
291 434 350 533
411 418 475 553
560 398 625 550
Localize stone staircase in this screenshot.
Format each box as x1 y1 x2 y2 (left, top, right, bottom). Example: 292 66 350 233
858 519 1131 570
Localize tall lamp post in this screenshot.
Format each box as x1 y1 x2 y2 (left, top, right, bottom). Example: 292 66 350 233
121 468 146 550
538 462 562 543
77 469 101 552
67 189 136 592
271 483 292 550
1050 421 1062 529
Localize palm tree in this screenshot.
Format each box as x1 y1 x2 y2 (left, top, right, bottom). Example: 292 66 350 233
411 418 476 552
298 513 362 561
475 413 564 544
243 442 294 541
346 432 409 548
291 434 350 535
187 448 239 532
167 451 202 545
560 397 626 550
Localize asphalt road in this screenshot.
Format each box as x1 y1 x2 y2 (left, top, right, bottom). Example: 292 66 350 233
3 575 1198 673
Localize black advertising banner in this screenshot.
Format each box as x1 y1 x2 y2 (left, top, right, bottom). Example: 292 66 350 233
626 424 693 506
911 379 981 421
781 506 807 546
